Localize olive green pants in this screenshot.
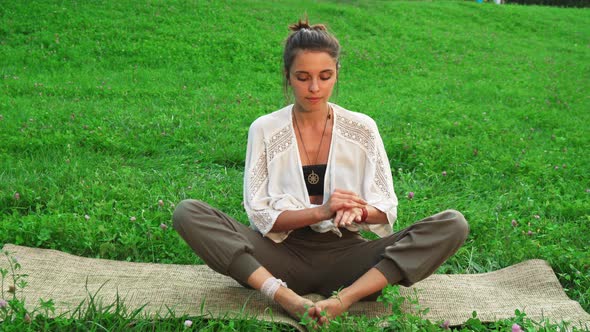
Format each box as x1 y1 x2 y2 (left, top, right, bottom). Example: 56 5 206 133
173 199 468 299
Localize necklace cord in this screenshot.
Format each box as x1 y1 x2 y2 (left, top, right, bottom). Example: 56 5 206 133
293 106 331 165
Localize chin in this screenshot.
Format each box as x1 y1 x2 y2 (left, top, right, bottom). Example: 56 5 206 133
306 101 327 110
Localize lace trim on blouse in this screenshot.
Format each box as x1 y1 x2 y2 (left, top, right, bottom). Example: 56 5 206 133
247 124 293 201
335 114 393 199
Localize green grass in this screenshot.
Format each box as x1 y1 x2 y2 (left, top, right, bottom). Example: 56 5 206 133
1 0 589 330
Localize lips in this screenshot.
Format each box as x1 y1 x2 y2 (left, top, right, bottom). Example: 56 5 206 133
306 97 322 103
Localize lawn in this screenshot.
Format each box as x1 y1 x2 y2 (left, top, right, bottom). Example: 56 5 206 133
1 0 589 330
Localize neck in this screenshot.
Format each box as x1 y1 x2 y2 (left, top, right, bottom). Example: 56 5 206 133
292 103 331 126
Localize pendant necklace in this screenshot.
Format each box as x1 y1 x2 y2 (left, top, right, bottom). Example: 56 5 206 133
293 106 331 185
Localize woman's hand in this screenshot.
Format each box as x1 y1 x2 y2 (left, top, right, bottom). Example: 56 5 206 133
320 189 366 223
333 207 363 227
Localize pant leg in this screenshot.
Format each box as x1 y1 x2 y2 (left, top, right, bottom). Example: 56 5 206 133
172 199 313 293
375 209 469 286
173 199 260 284
315 209 469 298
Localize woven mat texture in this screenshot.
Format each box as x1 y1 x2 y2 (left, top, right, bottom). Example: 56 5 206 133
1 244 588 330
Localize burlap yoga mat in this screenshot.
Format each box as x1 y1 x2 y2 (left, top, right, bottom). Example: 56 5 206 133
1 244 589 330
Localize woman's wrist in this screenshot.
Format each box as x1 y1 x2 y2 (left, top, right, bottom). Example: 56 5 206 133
315 205 334 222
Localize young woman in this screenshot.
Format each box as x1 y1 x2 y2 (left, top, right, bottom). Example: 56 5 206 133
173 18 468 325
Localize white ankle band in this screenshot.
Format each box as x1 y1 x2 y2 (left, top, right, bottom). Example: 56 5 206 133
260 277 287 300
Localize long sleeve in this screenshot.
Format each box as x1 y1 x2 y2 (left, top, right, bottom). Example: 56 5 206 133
330 108 398 237
243 110 306 243
360 118 398 236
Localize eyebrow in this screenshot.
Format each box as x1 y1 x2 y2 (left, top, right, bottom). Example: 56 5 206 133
293 69 334 74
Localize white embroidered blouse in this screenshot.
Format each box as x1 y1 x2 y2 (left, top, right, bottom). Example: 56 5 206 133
243 103 398 243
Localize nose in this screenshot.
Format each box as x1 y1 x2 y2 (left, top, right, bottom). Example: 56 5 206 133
308 78 319 93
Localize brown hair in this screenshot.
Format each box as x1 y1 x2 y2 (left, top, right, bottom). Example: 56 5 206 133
283 17 341 97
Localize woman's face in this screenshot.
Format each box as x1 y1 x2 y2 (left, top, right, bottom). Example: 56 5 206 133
288 50 338 112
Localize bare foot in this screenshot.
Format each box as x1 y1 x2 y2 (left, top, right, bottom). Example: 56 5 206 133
274 286 315 321
312 296 351 325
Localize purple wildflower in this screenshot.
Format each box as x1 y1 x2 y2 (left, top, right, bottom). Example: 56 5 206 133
158 199 164 207
408 192 415 200
442 171 447 176
184 320 193 328
14 192 20 200
512 323 523 332
511 219 517 227
160 223 168 230
0 298 7 309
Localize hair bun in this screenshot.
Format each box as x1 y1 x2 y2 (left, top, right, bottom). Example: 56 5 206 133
288 18 327 32
288 19 311 32
311 24 327 31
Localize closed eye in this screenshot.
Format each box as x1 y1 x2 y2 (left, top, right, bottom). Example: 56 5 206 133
293 70 335 82
320 73 332 81
296 74 310 81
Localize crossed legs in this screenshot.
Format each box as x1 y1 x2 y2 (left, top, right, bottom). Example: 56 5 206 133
173 200 469 323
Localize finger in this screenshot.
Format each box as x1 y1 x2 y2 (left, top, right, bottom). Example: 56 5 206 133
347 207 359 223
348 213 357 226
333 188 361 198
332 189 367 203
355 210 363 223
333 188 357 196
347 210 358 226
346 210 357 226
344 210 358 226
354 196 368 205
339 210 351 227
333 210 343 226
336 201 365 211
